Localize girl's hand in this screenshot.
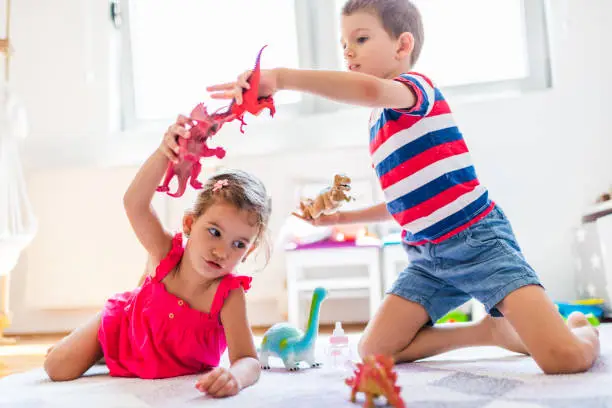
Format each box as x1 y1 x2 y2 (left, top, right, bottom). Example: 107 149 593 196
158 115 192 164
291 211 342 227
195 367 241 398
206 69 280 106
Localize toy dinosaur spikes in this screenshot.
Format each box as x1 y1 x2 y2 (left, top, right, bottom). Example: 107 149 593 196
216 45 276 133
346 355 405 408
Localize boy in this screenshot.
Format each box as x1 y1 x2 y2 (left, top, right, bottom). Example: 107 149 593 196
207 0 599 374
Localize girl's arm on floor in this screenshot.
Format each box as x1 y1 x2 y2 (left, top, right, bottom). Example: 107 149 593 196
196 288 260 397
221 288 260 390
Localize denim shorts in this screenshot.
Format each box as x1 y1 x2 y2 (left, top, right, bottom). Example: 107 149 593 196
388 205 542 324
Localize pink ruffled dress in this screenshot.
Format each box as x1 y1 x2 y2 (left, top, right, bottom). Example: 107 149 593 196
98 233 252 379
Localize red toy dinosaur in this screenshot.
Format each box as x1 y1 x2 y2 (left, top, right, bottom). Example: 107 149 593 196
345 355 405 408
215 44 276 133
156 46 276 197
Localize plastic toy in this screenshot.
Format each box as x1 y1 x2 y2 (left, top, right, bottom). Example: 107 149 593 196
218 45 276 133
157 45 276 197
156 103 228 197
293 174 353 221
258 287 327 371
328 321 351 370
345 354 405 408
436 309 470 324
585 314 601 326
555 302 604 318
572 298 605 306
555 301 603 326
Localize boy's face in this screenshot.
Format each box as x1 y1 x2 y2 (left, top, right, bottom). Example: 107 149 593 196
341 11 403 79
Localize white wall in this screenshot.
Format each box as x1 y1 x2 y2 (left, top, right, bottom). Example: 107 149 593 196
3 0 612 333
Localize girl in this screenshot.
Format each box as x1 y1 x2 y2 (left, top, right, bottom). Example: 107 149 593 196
44 114 271 397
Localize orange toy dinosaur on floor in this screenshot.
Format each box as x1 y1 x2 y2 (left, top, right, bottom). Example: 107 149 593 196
345 355 406 408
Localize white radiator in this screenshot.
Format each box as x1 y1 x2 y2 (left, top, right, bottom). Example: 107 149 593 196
24 166 165 310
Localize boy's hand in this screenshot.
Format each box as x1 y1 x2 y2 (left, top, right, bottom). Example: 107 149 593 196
158 115 192 164
195 367 241 398
206 69 280 106
291 211 342 227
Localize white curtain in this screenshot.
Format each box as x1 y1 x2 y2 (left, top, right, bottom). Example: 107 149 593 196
0 82 36 276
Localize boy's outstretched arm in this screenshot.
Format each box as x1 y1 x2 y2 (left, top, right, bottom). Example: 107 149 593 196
277 69 417 110
208 69 417 110
337 202 394 224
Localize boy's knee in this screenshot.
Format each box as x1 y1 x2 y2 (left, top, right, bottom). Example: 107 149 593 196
357 337 373 359
358 335 396 360
539 344 591 374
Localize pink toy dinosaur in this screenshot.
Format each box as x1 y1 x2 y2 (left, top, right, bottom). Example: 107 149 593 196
156 103 228 197
156 46 276 198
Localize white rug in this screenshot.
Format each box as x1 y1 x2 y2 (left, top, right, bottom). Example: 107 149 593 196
1 325 611 408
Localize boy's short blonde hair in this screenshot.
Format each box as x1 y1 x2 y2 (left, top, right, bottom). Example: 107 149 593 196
342 0 424 66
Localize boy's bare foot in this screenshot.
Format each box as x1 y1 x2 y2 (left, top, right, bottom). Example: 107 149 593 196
566 311 595 330
566 311 601 368
567 311 600 337
484 315 529 355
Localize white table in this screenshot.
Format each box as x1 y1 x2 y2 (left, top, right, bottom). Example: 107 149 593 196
285 241 382 328
382 242 407 291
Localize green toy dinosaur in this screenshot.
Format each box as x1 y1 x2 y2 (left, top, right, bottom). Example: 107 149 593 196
259 287 328 371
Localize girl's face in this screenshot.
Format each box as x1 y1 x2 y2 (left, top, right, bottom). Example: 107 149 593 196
183 201 260 279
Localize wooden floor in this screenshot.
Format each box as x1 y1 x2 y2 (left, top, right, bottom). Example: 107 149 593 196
0 334 60 378
0 323 365 379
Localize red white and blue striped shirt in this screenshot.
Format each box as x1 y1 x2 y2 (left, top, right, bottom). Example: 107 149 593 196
369 72 494 245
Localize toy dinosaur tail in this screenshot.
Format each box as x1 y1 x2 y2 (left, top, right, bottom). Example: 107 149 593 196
252 45 267 76
242 45 267 106
169 179 188 198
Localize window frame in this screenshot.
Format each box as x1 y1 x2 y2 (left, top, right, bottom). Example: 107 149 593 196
118 0 552 131
321 0 552 100
118 0 318 132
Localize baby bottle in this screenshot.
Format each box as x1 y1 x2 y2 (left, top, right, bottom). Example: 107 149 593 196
328 321 351 371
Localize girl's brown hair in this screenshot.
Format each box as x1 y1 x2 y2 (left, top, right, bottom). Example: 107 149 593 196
192 169 272 264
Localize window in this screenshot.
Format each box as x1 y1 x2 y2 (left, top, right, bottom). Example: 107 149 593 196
120 0 551 127
121 0 304 126
333 0 550 94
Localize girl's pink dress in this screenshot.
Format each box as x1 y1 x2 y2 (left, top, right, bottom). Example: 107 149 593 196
98 233 252 379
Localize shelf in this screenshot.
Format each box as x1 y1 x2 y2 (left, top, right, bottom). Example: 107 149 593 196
293 278 372 291
298 288 369 300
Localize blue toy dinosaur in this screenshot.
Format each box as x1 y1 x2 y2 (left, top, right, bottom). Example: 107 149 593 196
259 287 328 371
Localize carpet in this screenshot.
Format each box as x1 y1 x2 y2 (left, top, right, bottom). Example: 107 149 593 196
0 325 610 408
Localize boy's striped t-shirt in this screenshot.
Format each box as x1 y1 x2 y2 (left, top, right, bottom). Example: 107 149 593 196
369 72 494 245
